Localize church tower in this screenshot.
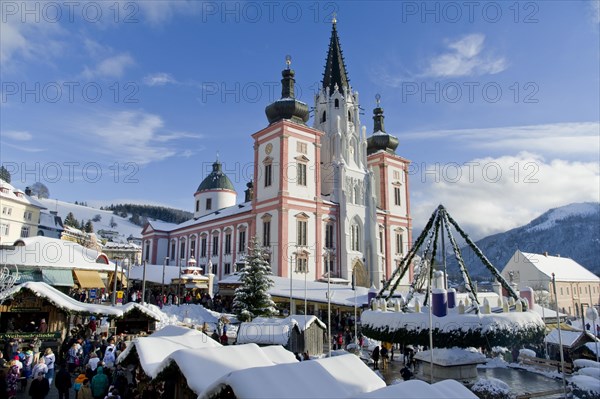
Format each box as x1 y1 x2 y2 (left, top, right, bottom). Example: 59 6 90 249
314 19 380 288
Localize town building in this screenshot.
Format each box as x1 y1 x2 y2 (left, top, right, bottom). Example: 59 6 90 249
141 21 412 290
0 180 45 244
501 250 600 317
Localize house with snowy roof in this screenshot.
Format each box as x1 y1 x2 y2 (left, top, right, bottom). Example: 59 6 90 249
501 250 600 317
0 179 45 244
38 210 64 239
236 315 326 355
545 328 600 362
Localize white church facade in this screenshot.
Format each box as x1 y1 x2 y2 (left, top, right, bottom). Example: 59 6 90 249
141 21 413 289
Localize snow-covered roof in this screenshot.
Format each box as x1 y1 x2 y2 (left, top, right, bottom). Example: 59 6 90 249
127 263 182 284
520 251 599 282
163 344 297 396
237 316 326 345
355 379 478 399
39 212 63 230
220 274 370 307
414 347 486 366
0 282 158 319
146 202 252 234
546 328 599 348
201 353 385 399
0 236 116 272
0 180 46 208
117 324 221 378
103 241 141 250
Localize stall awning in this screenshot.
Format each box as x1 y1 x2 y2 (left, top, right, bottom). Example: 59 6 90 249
73 270 106 289
42 269 75 287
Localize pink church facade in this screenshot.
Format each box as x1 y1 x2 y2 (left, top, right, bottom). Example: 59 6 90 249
142 21 413 290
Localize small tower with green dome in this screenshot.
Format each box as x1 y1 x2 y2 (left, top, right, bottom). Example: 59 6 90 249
193 158 237 218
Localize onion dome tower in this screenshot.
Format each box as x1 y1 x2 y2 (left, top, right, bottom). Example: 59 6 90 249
366 95 399 155
265 56 309 125
193 157 237 218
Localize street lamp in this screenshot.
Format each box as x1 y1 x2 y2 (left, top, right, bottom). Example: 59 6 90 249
124 257 130 303
323 247 333 357
112 258 120 306
162 257 168 298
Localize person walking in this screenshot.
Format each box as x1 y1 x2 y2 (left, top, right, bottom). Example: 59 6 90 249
90 366 109 399
55 364 72 399
43 348 56 385
77 379 93 399
371 346 380 370
29 372 50 399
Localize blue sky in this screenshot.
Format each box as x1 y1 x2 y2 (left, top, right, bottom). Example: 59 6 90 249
1 0 599 238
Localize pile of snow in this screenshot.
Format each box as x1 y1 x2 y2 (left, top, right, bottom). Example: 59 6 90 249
414 347 486 366
519 348 537 358
574 359 600 370
471 378 512 399
157 303 229 330
578 367 600 379
357 379 478 399
570 375 600 397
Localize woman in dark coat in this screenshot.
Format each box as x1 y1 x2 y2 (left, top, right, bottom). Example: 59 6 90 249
55 364 72 399
371 346 380 370
29 372 50 399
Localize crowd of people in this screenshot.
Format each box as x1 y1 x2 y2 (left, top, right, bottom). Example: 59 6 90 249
0 316 168 399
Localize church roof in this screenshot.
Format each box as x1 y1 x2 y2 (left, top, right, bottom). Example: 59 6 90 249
366 101 399 155
322 19 350 95
264 58 309 125
196 160 235 192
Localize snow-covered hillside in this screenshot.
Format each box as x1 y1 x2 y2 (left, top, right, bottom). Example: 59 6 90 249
447 202 600 278
38 198 170 242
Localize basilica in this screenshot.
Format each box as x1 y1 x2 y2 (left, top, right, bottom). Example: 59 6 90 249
141 20 413 289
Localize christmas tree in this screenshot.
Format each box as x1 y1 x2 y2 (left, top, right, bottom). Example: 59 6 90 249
232 237 278 322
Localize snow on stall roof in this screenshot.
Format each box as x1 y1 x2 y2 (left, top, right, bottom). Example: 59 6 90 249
545 329 599 347
574 359 600 369
237 315 327 345
219 273 371 307
0 236 116 271
200 353 385 399
118 325 221 378
355 379 478 399
128 264 182 284
0 282 121 317
414 347 486 366
520 251 600 282
361 308 544 335
584 343 600 356
162 344 297 396
258 345 299 364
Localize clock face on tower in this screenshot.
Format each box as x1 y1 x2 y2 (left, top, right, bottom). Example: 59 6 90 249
265 143 273 154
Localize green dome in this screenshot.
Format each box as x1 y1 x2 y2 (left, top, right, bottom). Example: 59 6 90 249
196 161 235 192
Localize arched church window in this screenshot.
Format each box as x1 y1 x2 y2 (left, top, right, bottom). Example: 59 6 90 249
334 99 339 108
348 110 352 122
321 110 327 123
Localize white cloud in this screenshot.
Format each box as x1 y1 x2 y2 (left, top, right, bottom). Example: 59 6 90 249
82 53 135 79
590 0 600 24
143 72 177 86
3 130 32 141
401 122 600 158
424 34 507 78
135 0 198 24
0 18 65 71
410 152 600 239
79 110 202 164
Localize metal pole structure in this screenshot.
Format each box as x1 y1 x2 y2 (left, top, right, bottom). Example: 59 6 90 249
112 259 119 306
441 222 447 290
541 295 548 358
552 273 568 398
126 258 131 303
304 258 307 316
162 257 167 298
326 248 332 358
428 265 434 384
354 266 358 345
289 254 293 315
141 260 147 305
178 260 182 306
590 290 599 363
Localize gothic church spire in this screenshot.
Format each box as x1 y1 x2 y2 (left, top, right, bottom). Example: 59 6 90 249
322 18 350 95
